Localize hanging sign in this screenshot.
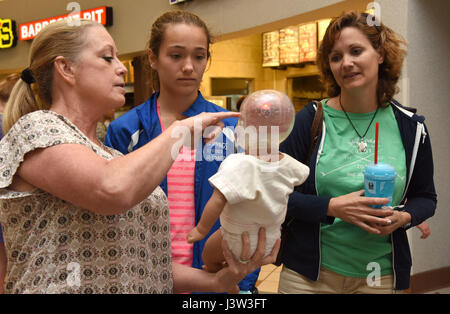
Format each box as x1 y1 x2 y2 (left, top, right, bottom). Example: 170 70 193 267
279 26 300 65
262 31 280 67
298 22 317 63
318 19 331 46
19 6 113 41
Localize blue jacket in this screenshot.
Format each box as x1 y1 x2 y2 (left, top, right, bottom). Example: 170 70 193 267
105 92 259 291
279 100 437 291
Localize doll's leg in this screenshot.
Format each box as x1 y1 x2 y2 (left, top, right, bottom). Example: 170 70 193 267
201 229 226 273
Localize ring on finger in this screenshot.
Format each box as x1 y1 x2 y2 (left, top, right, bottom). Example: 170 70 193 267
239 257 250 264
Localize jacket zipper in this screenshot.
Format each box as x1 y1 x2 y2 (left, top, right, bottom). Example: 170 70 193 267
314 110 326 280
400 121 423 203
391 233 396 289
389 103 424 290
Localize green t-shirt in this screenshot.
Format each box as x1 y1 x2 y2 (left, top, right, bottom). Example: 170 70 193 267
317 99 406 278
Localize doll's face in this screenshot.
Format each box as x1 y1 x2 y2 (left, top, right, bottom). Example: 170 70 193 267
239 90 295 140
236 90 295 154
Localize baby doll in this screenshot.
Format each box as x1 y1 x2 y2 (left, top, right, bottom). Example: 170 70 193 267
186 90 309 272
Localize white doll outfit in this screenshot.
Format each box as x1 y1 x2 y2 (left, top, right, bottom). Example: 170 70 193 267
208 153 309 259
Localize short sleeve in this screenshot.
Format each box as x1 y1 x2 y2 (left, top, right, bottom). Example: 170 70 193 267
0 111 87 189
288 156 310 187
208 154 257 204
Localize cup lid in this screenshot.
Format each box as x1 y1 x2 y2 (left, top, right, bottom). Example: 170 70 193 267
364 162 396 179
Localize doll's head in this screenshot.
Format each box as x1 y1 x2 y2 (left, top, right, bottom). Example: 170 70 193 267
236 90 295 155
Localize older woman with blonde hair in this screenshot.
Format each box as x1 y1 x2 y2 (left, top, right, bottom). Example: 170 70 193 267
0 19 277 294
278 11 436 294
0 72 20 293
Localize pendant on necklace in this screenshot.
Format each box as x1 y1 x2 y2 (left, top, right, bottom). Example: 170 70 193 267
358 139 367 152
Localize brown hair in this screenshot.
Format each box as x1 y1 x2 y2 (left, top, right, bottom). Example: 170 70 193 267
236 95 247 112
2 19 102 133
0 73 20 104
146 10 212 91
317 11 407 104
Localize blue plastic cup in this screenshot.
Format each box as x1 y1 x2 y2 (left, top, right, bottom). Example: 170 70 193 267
364 162 396 208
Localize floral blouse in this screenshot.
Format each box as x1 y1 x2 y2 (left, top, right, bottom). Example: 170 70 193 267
0 110 173 293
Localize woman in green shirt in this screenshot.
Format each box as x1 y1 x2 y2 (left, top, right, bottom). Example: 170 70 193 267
278 11 436 293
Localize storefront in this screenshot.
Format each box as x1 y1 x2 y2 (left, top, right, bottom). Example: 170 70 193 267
0 0 371 115
0 3 137 118
203 18 333 113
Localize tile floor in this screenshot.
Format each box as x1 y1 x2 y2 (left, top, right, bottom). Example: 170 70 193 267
255 264 450 294
255 264 282 294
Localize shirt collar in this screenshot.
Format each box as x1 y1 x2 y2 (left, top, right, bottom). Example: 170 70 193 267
182 91 208 117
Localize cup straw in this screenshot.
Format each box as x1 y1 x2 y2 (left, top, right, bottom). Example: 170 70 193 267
375 122 379 164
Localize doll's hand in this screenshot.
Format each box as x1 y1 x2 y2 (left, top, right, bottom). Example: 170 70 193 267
186 227 207 243
416 221 431 239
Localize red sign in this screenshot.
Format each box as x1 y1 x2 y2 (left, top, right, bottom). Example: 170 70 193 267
19 6 112 41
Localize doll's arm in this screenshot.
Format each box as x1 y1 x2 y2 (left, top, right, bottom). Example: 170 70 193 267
187 188 226 243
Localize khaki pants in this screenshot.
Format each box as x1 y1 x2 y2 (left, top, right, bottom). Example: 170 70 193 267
278 266 402 294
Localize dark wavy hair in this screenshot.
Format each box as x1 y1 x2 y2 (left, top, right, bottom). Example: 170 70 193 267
317 11 407 105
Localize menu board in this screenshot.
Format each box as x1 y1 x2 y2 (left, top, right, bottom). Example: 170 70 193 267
317 19 332 46
262 31 280 67
299 22 317 63
279 26 299 65
261 18 333 67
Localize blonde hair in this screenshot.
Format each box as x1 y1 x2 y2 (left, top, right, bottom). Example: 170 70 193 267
2 19 102 133
0 73 20 104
